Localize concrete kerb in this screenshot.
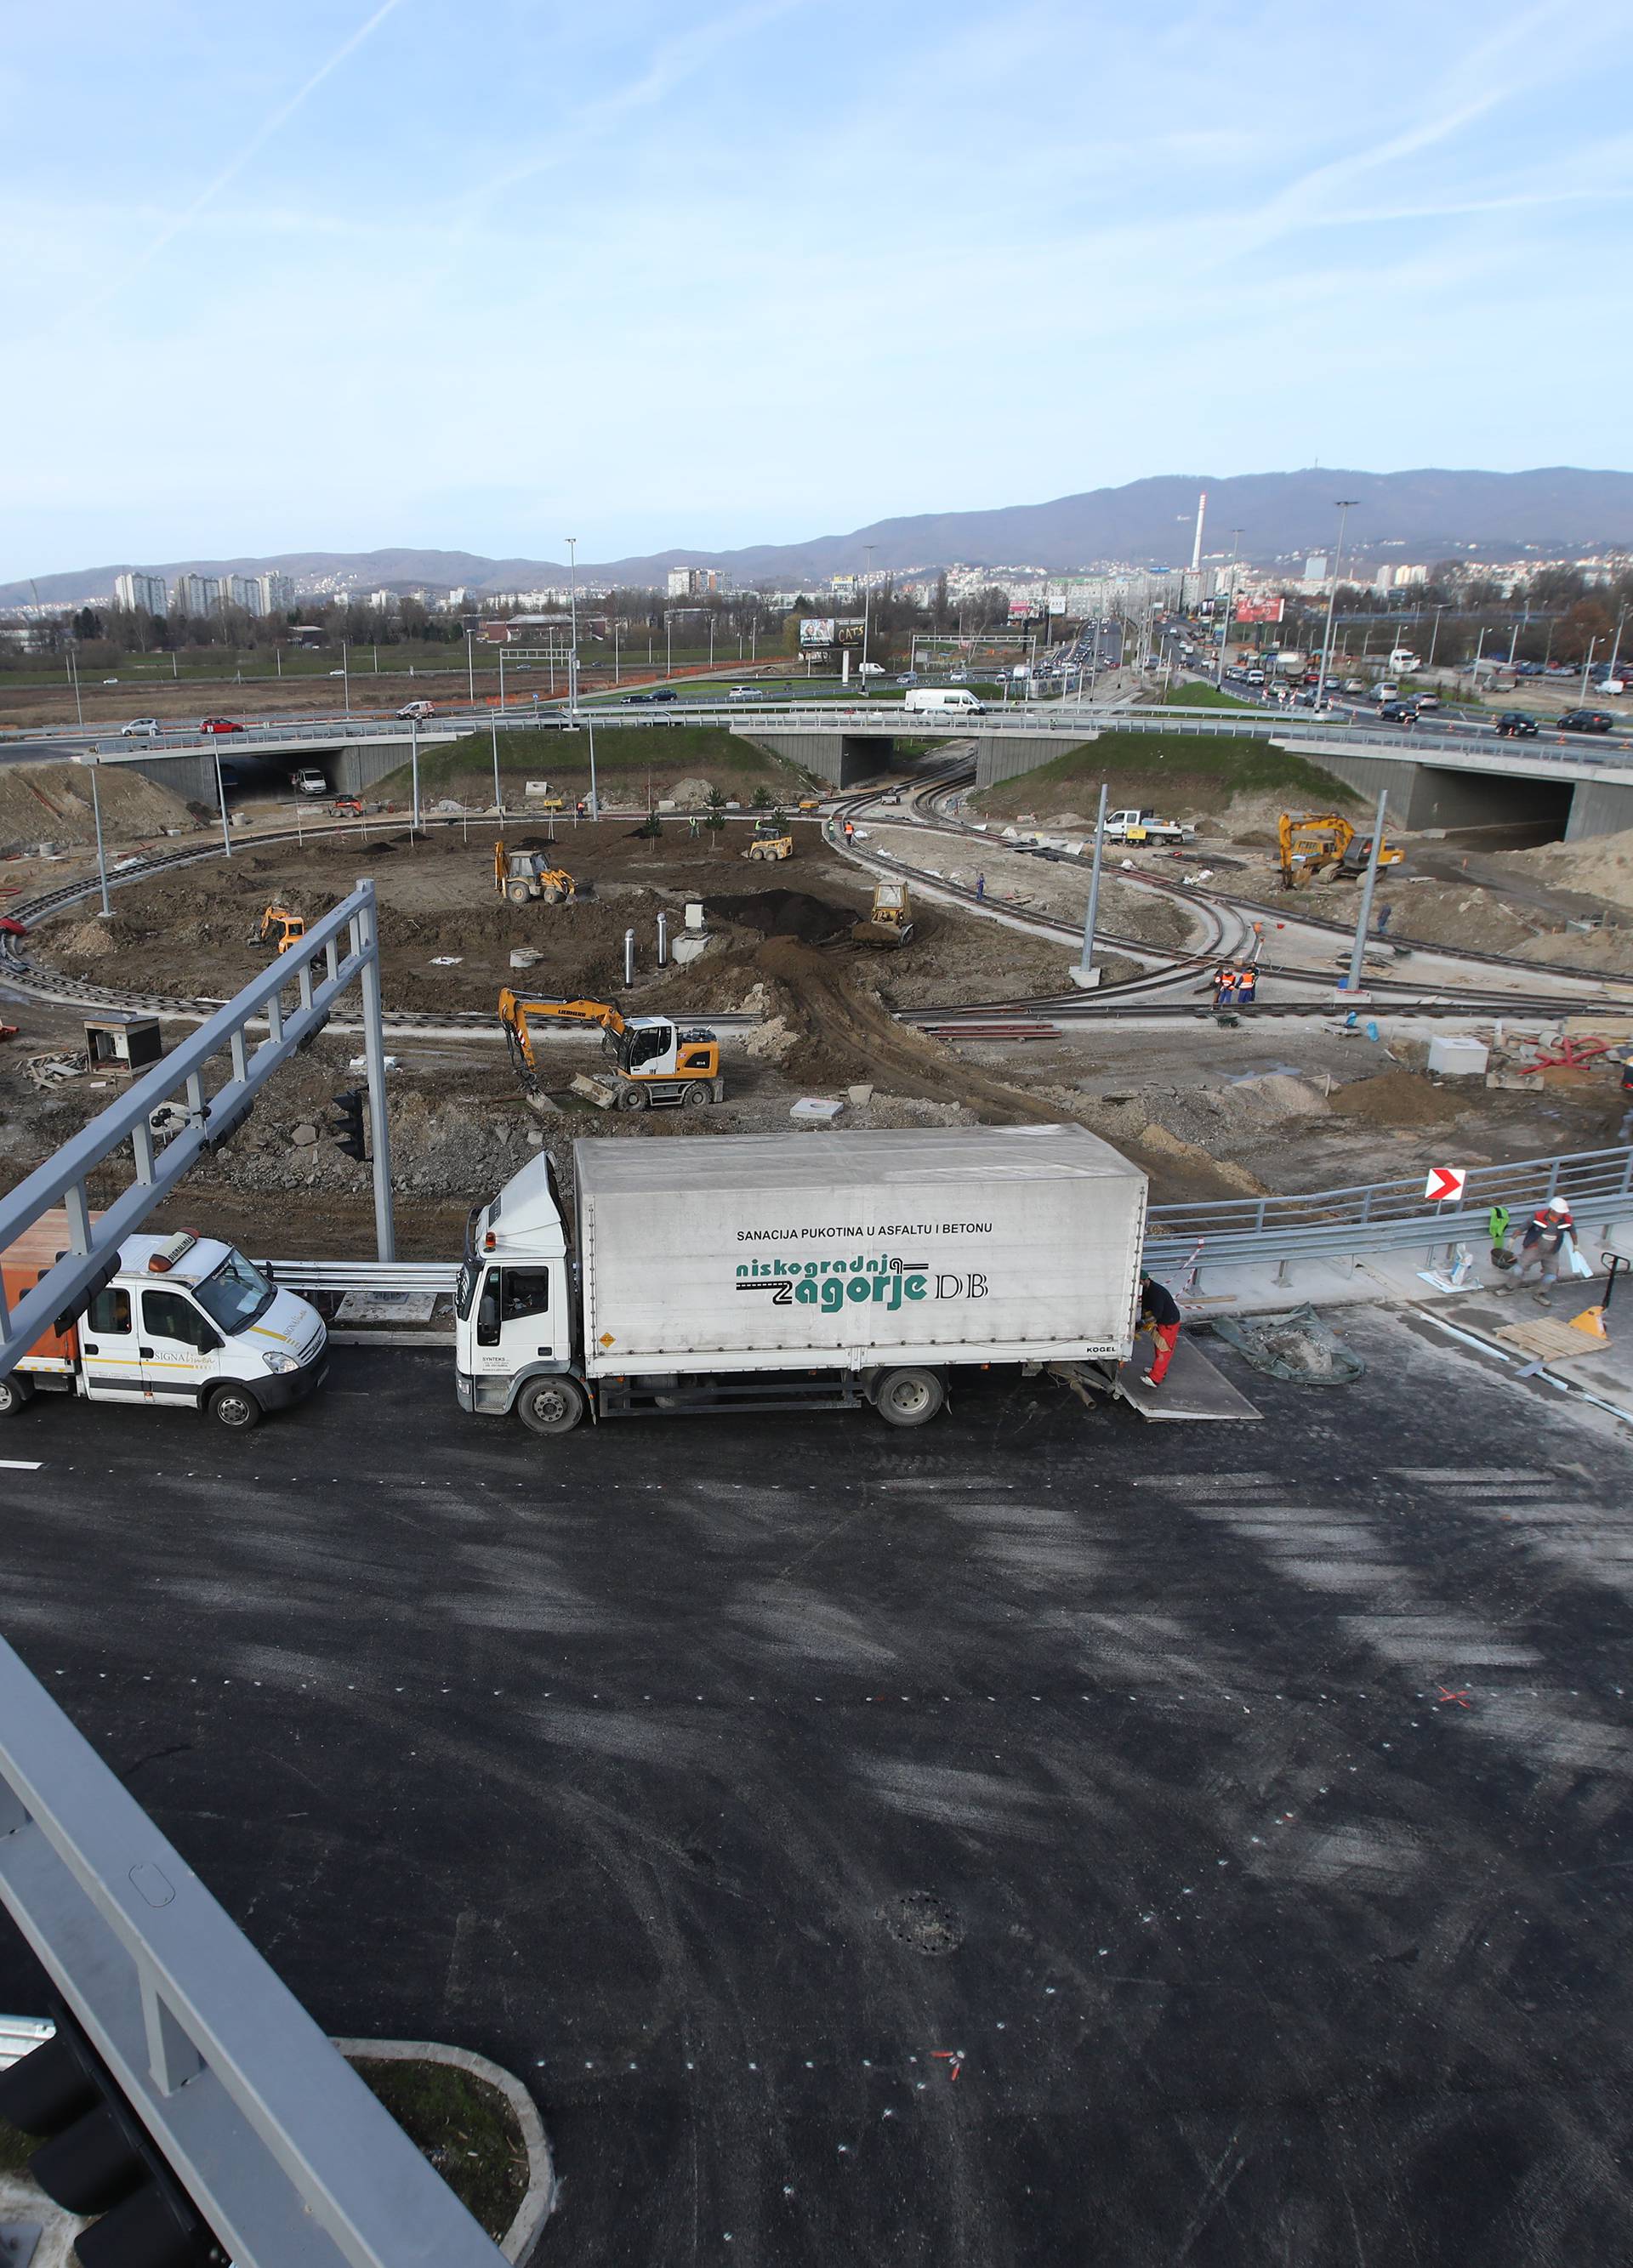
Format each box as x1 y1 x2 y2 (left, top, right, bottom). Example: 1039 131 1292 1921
331 2036 556 2264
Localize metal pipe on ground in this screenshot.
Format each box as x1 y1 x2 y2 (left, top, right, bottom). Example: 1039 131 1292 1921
624 929 635 986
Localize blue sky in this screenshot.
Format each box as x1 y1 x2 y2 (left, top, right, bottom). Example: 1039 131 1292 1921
3 0 1630 577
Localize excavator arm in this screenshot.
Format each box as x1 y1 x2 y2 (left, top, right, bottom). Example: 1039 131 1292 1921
498 991 627 1081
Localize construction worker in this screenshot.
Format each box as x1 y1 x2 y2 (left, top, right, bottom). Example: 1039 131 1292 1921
976 872 986 902
1236 963 1259 1009
1511 1202 1574 1305
1212 963 1238 1010
1138 1272 1182 1388
844 818 856 845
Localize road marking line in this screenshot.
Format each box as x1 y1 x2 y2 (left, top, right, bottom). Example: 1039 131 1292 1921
0 1459 43 1470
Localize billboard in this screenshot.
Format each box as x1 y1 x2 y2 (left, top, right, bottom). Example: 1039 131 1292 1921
798 616 865 648
1232 598 1285 624
1009 599 1044 622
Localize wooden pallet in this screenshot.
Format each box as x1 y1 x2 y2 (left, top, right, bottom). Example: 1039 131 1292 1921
1492 1318 1600 1365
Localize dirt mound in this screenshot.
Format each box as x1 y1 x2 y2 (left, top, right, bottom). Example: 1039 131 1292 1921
707 890 854 943
1326 1069 1464 1127
55 919 117 959
1509 826 1633 912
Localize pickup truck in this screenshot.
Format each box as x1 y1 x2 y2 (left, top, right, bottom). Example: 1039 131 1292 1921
1103 809 1194 845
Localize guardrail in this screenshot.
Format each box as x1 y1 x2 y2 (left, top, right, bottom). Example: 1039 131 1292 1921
265 1259 460 1293
1144 1145 1633 1270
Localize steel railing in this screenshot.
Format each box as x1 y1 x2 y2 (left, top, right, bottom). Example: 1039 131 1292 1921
1144 1145 1633 1269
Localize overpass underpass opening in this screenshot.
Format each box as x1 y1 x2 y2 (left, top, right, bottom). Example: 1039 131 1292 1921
1409 766 1574 843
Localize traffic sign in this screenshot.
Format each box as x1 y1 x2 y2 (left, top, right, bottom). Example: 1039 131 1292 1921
1424 1166 1465 1203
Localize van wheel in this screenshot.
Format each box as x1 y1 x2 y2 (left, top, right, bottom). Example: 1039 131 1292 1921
873 1367 944 1428
208 1384 262 1430
0 1373 34 1416
516 1376 585 1435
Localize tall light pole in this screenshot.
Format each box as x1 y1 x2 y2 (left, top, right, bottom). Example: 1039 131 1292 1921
1607 604 1629 685
465 628 475 705
1427 605 1444 668
1215 530 1242 689
665 613 672 679
76 755 111 915
1315 500 1358 709
861 543 875 696
1580 635 1601 702
341 639 350 719
566 537 580 717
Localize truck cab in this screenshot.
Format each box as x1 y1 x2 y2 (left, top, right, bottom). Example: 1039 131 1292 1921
457 1157 575 1419
0 1228 327 1430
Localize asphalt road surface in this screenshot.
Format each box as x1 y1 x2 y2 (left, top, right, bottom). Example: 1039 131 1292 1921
3 1308 1633 2265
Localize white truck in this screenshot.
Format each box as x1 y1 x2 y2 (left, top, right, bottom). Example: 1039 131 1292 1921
1102 808 1194 845
456 1126 1147 1434
0 1224 327 1430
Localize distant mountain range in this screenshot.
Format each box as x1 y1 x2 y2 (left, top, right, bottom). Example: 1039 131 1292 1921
9 467 1632 607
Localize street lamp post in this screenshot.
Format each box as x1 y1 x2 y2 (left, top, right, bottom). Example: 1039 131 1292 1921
861 543 875 696
1607 605 1629 685
341 639 350 719
1580 637 1601 703
665 614 672 679
1315 500 1358 709
566 537 580 718
1428 605 1444 668
411 720 421 833
76 756 112 916
490 711 502 813
465 628 475 705
1215 531 1241 689
213 747 232 859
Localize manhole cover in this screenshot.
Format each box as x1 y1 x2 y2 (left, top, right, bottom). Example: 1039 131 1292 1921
879 1890 963 1957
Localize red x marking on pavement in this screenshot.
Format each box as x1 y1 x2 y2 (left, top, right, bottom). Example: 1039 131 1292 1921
1437 1686 1472 1708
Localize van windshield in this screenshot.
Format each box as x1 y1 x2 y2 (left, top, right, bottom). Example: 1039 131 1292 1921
195 1249 276 1334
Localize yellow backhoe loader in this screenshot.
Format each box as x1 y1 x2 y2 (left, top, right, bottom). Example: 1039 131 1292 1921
498 991 724 1111
742 815 794 862
247 906 308 953
495 840 576 905
1277 813 1403 889
851 879 915 948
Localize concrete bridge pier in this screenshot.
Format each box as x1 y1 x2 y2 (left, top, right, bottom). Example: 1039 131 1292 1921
740 729 898 788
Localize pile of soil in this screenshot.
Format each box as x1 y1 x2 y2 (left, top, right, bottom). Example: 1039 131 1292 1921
1325 1068 1465 1127
0 762 195 855
704 890 854 943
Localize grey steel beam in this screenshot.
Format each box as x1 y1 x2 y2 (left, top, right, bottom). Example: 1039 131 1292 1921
0 1634 507 2268
0 883 390 1375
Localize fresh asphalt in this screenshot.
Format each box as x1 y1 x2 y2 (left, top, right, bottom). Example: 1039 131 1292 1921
3 1308 1633 2265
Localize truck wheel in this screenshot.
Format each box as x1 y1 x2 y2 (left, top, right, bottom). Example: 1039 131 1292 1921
208 1383 262 1430
0 1373 34 1416
516 1376 585 1435
873 1368 943 1427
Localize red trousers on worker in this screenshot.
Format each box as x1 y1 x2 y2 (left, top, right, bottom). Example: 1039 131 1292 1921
1147 1322 1180 1384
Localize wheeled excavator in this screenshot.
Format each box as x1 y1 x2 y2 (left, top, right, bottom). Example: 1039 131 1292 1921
247 906 308 953
495 840 576 905
1277 813 1403 889
498 991 724 1111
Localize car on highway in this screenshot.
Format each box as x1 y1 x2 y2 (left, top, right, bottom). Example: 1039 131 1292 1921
726 686 759 702
328 669 346 678
1557 709 1615 734
102 677 119 685
120 718 162 737
1378 701 1420 725
396 699 435 720
1493 712 1540 737
896 674 917 687
199 717 243 734
1414 692 1442 711
624 688 676 704
293 769 328 797
1340 678 1368 693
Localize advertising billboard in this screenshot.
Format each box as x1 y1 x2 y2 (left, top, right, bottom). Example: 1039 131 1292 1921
798 617 836 648
1232 598 1285 625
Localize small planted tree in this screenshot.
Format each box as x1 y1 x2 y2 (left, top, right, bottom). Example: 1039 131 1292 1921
750 784 774 810
704 786 728 854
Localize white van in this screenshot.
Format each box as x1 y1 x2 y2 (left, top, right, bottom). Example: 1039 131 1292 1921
903 687 985 715
0 1225 327 1430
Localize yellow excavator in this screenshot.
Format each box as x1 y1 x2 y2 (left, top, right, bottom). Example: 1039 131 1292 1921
1277 813 1403 889
498 991 724 1111
851 879 914 948
247 906 307 953
742 814 794 862
495 840 576 905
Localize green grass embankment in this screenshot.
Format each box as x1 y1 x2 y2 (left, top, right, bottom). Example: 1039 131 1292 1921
972 728 1360 820
1159 680 1251 708
375 723 816 804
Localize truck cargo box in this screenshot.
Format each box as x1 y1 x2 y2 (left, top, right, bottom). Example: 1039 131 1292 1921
574 1125 1146 1378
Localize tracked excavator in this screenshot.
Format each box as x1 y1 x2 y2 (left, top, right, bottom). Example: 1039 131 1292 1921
498 990 724 1111
851 880 915 948
495 841 576 905
1277 813 1403 889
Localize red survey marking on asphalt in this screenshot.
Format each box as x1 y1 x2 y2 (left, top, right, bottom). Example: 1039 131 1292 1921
1437 1686 1472 1708
931 2050 964 2081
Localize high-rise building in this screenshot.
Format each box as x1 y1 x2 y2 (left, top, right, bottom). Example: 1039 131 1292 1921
259 572 295 613
666 566 719 598
171 572 221 617
114 570 167 614
225 574 265 614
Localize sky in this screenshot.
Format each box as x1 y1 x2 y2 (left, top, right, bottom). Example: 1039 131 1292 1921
3 0 1631 579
